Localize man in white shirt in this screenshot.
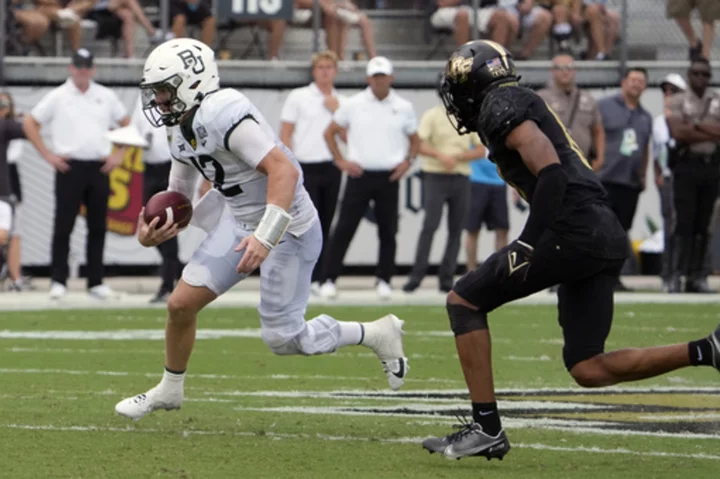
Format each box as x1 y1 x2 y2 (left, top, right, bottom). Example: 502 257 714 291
321 56 420 299
114 39 408 422
23 49 131 300
653 73 687 292
132 96 182 303
280 51 343 293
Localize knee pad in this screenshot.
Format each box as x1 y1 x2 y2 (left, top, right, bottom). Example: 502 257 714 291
261 328 301 356
446 303 488 336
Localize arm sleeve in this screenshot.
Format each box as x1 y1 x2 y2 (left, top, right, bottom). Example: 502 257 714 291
31 88 60 124
517 163 569 247
168 158 201 199
279 91 299 123
225 117 276 169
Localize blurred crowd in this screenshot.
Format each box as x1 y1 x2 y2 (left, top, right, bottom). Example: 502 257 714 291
2 46 719 300
3 0 718 61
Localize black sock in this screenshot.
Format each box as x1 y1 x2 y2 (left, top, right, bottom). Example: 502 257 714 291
688 339 713 366
471 402 501 436
165 366 186 375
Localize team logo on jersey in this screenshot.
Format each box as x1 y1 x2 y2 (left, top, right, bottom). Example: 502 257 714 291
177 49 206 75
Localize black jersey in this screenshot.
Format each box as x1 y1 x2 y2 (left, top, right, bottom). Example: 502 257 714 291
476 85 626 259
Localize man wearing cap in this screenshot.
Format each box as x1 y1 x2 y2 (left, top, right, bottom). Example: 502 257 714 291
666 58 720 293
653 73 687 292
23 48 131 300
320 56 419 299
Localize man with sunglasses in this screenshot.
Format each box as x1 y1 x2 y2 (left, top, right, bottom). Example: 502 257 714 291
666 58 720 293
23 48 131 300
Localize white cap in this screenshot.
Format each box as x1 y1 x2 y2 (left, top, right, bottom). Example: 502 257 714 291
366 56 393 76
660 73 687 91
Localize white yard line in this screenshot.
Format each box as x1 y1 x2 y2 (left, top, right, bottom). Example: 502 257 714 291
4 423 720 461
1 290 720 311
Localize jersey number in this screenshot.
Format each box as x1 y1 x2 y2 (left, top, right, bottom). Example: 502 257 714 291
544 102 593 171
189 155 244 197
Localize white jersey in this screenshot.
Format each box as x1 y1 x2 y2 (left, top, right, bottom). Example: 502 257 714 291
167 89 317 236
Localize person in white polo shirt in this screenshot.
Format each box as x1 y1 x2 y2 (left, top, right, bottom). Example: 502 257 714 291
23 48 131 300
280 50 344 293
132 95 182 304
320 56 419 299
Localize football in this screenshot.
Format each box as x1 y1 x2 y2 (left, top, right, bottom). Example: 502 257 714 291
143 191 193 229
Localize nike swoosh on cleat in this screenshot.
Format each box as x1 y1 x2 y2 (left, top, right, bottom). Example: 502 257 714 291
392 359 405 379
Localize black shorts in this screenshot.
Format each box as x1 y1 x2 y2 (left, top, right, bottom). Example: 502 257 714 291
602 182 640 231
85 10 123 40
9 164 21 203
171 0 212 26
465 183 509 232
453 230 624 371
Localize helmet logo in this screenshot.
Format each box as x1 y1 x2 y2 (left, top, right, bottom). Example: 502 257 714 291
177 49 206 75
447 55 473 83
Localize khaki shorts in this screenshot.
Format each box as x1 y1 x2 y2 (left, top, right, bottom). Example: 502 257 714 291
667 0 720 23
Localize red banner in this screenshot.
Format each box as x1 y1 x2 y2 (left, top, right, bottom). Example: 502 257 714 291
80 147 145 236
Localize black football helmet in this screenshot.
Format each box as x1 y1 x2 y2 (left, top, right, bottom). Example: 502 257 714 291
440 40 520 134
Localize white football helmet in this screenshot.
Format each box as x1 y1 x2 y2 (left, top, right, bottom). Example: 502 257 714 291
140 38 220 127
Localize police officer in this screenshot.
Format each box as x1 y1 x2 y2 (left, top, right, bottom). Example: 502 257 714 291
666 58 720 293
537 53 605 170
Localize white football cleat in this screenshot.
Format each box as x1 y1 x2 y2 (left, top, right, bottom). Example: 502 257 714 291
115 385 183 421
362 314 409 390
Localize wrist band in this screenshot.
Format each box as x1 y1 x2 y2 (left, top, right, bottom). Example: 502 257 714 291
254 204 293 250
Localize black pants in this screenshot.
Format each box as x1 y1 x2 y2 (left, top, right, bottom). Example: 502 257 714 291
322 171 399 283
671 156 720 281
300 161 341 283
52 160 109 288
408 172 470 287
144 162 181 293
454 230 624 371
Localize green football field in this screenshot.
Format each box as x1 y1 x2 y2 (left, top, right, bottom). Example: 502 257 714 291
1 304 719 478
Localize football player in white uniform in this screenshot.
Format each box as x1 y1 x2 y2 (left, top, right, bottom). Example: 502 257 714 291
115 38 409 421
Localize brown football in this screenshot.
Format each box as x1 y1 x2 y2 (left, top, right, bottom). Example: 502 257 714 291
143 191 193 229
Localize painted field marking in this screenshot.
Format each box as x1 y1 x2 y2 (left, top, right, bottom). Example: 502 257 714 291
4 424 720 461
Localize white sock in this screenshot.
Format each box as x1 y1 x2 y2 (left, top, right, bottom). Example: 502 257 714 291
158 368 185 391
338 322 364 347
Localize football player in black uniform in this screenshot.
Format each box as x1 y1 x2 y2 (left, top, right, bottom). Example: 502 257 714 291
421 40 720 461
